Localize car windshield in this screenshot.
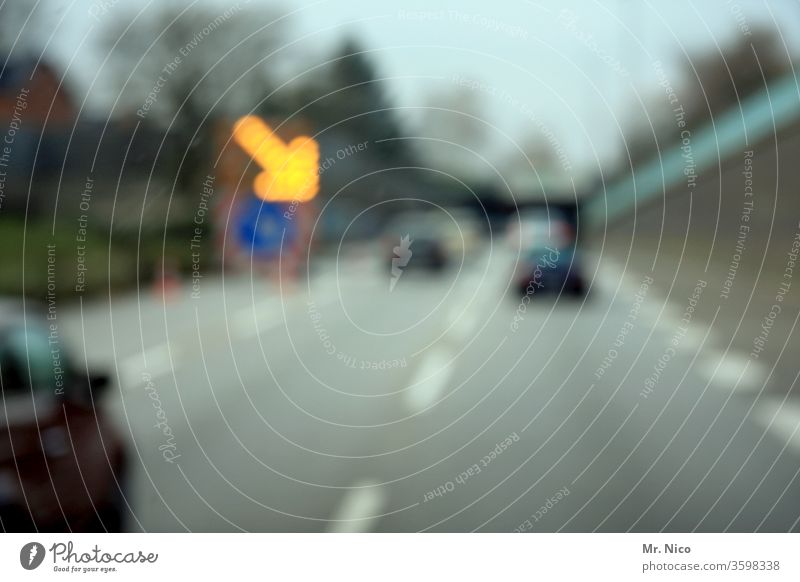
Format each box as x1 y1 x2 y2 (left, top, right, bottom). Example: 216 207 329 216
0 325 60 394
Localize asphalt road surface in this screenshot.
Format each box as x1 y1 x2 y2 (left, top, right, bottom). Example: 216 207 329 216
60 244 800 532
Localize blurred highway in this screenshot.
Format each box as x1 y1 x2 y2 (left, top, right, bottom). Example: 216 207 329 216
3 0 800 541
59 244 800 532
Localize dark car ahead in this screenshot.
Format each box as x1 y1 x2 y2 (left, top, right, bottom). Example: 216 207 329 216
384 212 452 278
0 302 127 532
509 209 586 297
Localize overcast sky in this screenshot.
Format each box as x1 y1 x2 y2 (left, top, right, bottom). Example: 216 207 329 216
18 0 800 180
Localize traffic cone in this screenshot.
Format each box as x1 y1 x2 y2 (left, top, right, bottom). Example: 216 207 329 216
154 258 181 302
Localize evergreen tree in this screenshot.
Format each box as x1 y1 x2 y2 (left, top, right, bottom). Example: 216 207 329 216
320 38 413 166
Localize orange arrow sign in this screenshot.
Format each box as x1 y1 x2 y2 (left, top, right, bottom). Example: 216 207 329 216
232 115 320 202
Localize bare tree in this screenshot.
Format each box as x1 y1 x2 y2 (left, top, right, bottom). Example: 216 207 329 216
619 26 792 169
680 27 791 126
100 4 290 194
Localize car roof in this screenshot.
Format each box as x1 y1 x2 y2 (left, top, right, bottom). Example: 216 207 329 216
0 300 45 331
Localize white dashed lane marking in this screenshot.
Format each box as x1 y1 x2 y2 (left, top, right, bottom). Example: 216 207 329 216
404 347 456 412
753 397 800 453
595 256 800 457
327 480 388 532
699 350 768 393
120 342 174 387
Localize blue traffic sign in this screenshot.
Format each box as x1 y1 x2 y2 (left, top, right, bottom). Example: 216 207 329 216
235 194 297 257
